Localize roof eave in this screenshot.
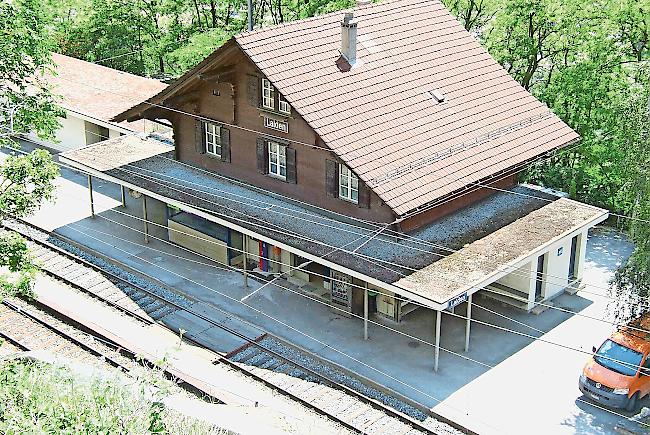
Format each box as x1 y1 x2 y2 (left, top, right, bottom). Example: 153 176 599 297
111 38 240 123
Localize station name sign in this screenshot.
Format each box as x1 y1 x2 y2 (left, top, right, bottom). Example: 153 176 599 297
447 292 468 309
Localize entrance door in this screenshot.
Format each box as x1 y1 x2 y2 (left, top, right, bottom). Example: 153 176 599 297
535 254 546 300
568 235 578 279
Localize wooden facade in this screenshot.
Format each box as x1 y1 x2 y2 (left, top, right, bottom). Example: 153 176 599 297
131 41 510 232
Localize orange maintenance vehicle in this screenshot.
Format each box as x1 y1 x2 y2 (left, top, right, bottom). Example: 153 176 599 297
579 314 650 412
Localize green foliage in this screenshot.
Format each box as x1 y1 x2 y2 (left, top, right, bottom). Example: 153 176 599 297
166 28 231 75
0 360 224 434
0 149 59 222
0 0 62 145
0 232 36 301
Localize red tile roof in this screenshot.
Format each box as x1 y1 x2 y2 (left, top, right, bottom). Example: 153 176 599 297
48 53 167 133
235 0 578 215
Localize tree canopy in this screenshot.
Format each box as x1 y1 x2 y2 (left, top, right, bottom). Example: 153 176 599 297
0 0 61 300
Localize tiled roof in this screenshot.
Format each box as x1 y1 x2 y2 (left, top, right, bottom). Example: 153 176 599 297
235 0 578 215
49 53 167 132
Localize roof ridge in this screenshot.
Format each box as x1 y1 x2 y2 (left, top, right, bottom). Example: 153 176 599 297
51 52 165 86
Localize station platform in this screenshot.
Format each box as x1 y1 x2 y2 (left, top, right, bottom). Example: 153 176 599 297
10 143 638 434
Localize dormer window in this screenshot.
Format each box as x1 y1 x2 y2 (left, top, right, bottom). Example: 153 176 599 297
262 78 275 109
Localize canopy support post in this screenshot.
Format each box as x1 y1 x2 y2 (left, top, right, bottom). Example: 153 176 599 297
364 284 369 340
434 309 441 372
465 294 472 352
142 195 149 244
88 175 95 218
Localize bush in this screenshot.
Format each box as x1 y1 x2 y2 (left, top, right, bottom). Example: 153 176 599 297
0 359 225 434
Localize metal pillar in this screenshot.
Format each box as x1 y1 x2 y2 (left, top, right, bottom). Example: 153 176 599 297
121 185 126 208
243 236 249 288
87 175 95 217
434 310 441 372
142 195 149 244
247 0 253 31
363 284 369 340
465 294 472 352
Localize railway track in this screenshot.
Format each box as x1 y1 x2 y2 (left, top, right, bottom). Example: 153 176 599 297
3 219 463 435
0 298 135 372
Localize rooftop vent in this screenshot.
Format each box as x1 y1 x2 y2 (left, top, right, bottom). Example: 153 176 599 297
429 89 445 104
341 12 358 65
357 0 372 6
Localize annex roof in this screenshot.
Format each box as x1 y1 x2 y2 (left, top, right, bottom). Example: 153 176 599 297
61 135 605 309
234 0 579 216
49 53 167 133
396 198 608 305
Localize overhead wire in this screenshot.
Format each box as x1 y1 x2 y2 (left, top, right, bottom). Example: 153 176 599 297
6 152 648 430
10 143 633 318
31 174 649 376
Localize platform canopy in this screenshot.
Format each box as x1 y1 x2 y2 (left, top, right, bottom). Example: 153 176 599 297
395 198 608 309
61 135 607 311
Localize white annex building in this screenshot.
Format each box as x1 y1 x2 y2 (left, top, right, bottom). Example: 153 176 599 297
22 53 168 152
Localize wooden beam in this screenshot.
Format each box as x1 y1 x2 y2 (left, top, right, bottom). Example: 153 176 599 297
198 65 236 82
165 90 200 107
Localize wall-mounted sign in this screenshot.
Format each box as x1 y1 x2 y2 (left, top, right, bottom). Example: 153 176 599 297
447 292 468 310
557 247 564 256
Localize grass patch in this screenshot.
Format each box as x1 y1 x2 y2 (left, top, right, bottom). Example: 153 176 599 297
0 359 226 434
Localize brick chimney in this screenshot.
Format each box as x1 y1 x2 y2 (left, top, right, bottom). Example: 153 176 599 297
341 12 358 65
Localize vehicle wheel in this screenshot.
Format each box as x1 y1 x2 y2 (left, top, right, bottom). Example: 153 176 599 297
625 392 639 413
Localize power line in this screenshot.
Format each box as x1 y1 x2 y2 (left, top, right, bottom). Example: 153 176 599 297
22 143 626 307
27 166 642 375
8 141 628 318
8 153 644 430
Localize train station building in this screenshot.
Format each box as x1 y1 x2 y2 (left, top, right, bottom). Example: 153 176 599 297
60 0 608 371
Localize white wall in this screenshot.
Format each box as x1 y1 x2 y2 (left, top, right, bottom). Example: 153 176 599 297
496 262 534 293
540 231 586 300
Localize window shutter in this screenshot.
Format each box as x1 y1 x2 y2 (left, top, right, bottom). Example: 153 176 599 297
220 127 231 162
247 75 260 107
256 138 268 174
325 159 338 198
358 181 371 209
285 147 297 184
195 120 206 154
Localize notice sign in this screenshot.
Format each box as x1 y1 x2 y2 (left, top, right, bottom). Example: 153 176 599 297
447 292 468 310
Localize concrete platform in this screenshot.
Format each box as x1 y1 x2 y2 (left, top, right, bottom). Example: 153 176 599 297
7 143 647 434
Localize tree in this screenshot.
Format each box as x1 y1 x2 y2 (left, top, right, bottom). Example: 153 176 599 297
0 0 62 145
0 0 61 300
607 76 650 323
443 0 496 34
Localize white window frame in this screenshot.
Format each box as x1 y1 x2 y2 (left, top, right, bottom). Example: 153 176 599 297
268 141 286 179
262 78 275 110
278 94 290 115
339 164 358 204
204 122 221 157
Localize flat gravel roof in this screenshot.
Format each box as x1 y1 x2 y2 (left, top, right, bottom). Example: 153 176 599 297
62 136 606 306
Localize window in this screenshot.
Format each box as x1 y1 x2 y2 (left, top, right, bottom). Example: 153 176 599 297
268 141 286 179
262 78 275 109
279 94 290 115
204 122 221 157
264 116 289 133
339 164 358 203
